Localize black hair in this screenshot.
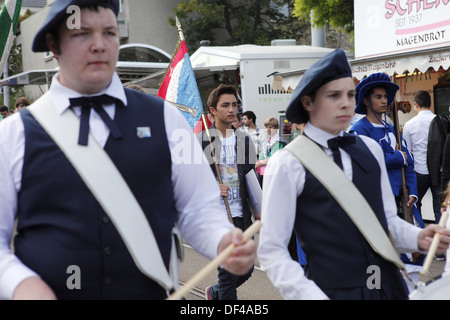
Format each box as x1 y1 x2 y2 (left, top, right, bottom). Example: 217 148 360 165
414 90 431 109
243 111 256 125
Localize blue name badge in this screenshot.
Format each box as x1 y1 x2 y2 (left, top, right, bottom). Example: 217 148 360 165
136 127 151 138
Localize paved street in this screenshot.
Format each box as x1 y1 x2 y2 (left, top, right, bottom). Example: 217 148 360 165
178 233 447 300
178 234 283 300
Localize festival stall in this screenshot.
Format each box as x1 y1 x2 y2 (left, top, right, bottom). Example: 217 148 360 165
351 0 450 223
352 0 450 126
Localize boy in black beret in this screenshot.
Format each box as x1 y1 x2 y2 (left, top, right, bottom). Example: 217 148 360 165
258 49 450 300
0 0 256 300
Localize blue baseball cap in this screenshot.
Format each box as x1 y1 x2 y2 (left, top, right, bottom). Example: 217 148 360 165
286 49 353 124
32 0 119 52
354 73 399 114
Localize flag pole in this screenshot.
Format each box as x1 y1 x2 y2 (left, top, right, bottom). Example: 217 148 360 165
175 17 233 223
175 16 185 41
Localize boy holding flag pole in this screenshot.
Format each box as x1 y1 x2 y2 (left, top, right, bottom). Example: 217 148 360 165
158 18 233 222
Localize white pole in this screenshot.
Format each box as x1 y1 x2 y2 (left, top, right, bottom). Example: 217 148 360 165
311 11 326 48
3 62 10 110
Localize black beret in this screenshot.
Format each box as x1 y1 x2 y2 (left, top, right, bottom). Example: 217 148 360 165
286 49 352 124
32 0 119 52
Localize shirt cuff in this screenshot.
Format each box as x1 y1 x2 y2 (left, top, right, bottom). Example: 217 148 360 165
0 263 39 300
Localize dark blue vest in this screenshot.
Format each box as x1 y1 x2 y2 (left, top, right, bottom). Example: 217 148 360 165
14 89 177 300
294 136 406 298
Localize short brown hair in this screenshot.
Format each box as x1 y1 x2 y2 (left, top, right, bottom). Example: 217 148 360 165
207 84 238 110
15 97 30 109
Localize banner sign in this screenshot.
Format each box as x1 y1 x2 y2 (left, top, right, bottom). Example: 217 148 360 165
350 48 450 79
354 0 450 59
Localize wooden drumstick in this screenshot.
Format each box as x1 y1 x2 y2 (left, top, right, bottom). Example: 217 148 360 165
167 220 262 300
420 211 449 275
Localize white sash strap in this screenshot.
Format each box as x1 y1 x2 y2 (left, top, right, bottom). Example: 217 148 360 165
28 92 174 292
285 135 407 273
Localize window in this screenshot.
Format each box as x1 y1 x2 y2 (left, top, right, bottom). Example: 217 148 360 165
118 46 170 63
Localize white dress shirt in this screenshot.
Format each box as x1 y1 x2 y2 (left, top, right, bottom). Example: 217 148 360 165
257 123 421 300
243 126 261 156
402 110 436 175
0 73 233 299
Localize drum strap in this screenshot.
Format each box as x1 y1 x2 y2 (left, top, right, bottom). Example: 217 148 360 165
285 135 416 285
28 92 177 294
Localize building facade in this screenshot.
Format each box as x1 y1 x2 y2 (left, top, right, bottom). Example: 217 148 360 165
15 0 181 100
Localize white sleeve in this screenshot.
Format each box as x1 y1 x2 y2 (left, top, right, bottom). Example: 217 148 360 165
164 102 234 260
257 150 329 300
0 115 40 300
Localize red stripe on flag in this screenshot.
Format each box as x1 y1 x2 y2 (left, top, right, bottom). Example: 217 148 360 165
193 116 212 135
157 40 189 100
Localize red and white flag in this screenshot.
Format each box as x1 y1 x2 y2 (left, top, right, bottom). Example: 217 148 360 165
158 24 204 131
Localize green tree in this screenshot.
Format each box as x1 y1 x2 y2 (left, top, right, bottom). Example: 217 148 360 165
1 8 31 107
293 0 354 34
171 0 311 52
4 38 25 108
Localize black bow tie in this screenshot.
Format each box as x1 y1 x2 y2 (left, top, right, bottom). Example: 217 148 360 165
69 95 123 146
327 135 356 169
327 135 356 149
327 134 369 172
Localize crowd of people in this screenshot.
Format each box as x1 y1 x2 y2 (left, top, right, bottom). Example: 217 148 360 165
0 97 30 121
0 0 450 301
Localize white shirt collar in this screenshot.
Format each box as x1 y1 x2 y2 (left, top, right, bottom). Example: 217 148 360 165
418 109 433 116
49 72 127 114
303 122 344 149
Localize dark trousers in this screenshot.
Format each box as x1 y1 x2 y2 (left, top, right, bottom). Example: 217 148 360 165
416 172 442 222
208 217 254 300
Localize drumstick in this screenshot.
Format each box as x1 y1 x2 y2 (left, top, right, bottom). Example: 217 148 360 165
167 220 262 300
420 211 449 275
